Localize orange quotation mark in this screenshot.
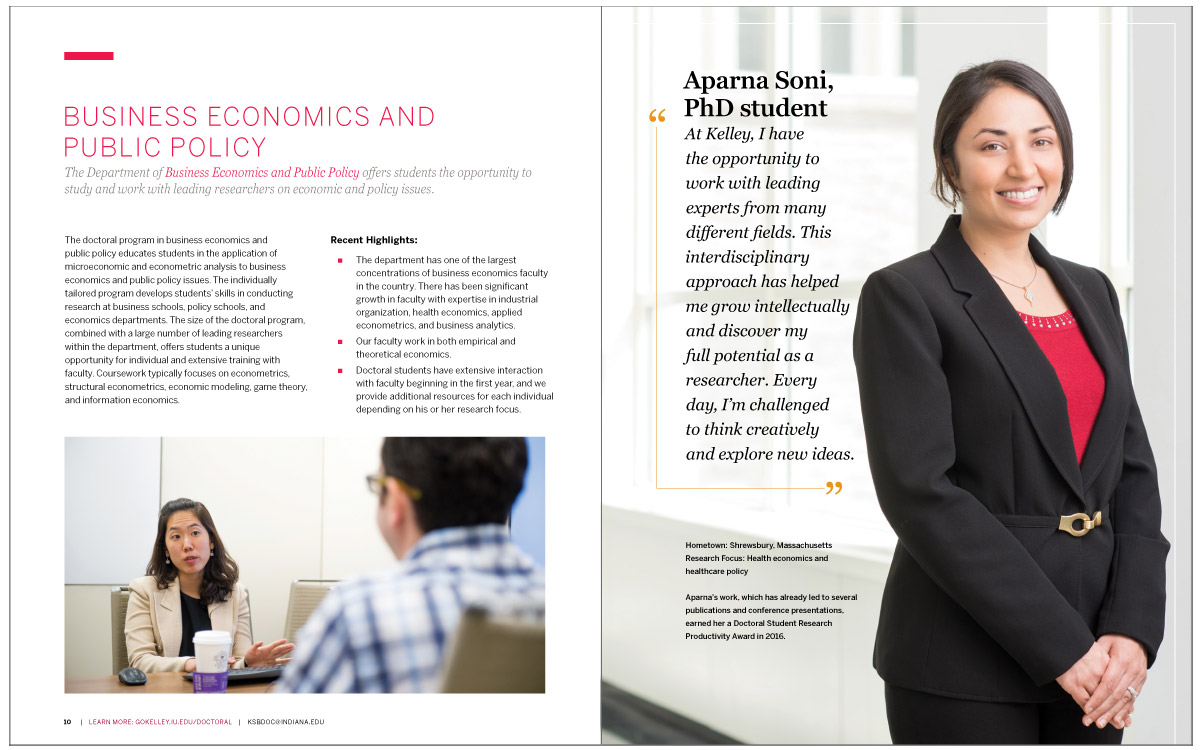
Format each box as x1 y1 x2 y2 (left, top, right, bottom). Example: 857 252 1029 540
825 482 843 494
649 109 666 122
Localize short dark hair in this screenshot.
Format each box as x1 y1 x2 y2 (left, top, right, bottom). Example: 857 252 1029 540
145 498 239 605
381 437 528 532
932 60 1074 213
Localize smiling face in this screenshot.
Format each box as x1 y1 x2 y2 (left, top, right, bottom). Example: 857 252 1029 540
950 85 1064 240
164 510 213 576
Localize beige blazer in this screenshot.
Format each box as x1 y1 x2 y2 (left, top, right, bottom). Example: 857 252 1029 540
124 575 251 672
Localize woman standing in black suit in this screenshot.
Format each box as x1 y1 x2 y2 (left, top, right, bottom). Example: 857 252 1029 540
853 60 1168 743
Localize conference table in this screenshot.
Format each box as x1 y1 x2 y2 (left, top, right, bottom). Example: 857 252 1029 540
66 673 273 694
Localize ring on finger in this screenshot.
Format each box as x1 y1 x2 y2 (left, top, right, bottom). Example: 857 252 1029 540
1126 685 1139 701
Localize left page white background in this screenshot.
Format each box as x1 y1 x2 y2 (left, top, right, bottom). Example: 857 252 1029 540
10 6 599 744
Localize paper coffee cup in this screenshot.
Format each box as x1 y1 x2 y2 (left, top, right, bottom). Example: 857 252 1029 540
192 630 232 693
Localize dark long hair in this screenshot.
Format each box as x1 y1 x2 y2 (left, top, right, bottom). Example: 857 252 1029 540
932 60 1074 214
145 498 239 605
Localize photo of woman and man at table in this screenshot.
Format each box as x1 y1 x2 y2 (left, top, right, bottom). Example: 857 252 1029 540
66 436 546 694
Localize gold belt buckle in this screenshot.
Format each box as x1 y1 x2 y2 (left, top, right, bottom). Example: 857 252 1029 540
1058 511 1103 537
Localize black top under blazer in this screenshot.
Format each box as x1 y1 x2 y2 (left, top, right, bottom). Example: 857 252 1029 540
853 215 1169 703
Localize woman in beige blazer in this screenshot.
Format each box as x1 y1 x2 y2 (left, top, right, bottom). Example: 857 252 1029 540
124 498 293 673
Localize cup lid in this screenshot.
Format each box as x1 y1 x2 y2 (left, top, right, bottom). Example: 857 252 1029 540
192 630 232 645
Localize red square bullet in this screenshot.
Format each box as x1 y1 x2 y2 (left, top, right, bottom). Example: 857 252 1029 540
338 368 343 373
338 339 343 344
338 258 343 263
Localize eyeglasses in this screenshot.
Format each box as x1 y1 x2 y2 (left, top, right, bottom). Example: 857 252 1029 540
366 474 423 501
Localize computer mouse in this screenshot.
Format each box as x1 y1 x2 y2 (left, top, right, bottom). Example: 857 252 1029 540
118 667 147 686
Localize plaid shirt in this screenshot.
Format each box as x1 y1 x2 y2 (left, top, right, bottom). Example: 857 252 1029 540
274 524 544 693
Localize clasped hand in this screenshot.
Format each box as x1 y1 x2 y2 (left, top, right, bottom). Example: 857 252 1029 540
1056 634 1147 730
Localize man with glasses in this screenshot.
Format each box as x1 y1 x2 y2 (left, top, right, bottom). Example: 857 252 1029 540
275 437 544 692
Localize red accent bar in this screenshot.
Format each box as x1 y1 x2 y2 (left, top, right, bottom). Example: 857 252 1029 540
64 52 113 61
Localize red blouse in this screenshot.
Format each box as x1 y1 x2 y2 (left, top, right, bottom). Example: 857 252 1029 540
1021 310 1106 464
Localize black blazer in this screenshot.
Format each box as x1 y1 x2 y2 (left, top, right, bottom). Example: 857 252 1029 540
853 215 1169 702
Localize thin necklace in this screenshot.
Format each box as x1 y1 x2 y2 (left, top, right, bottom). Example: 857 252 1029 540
989 262 1037 307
